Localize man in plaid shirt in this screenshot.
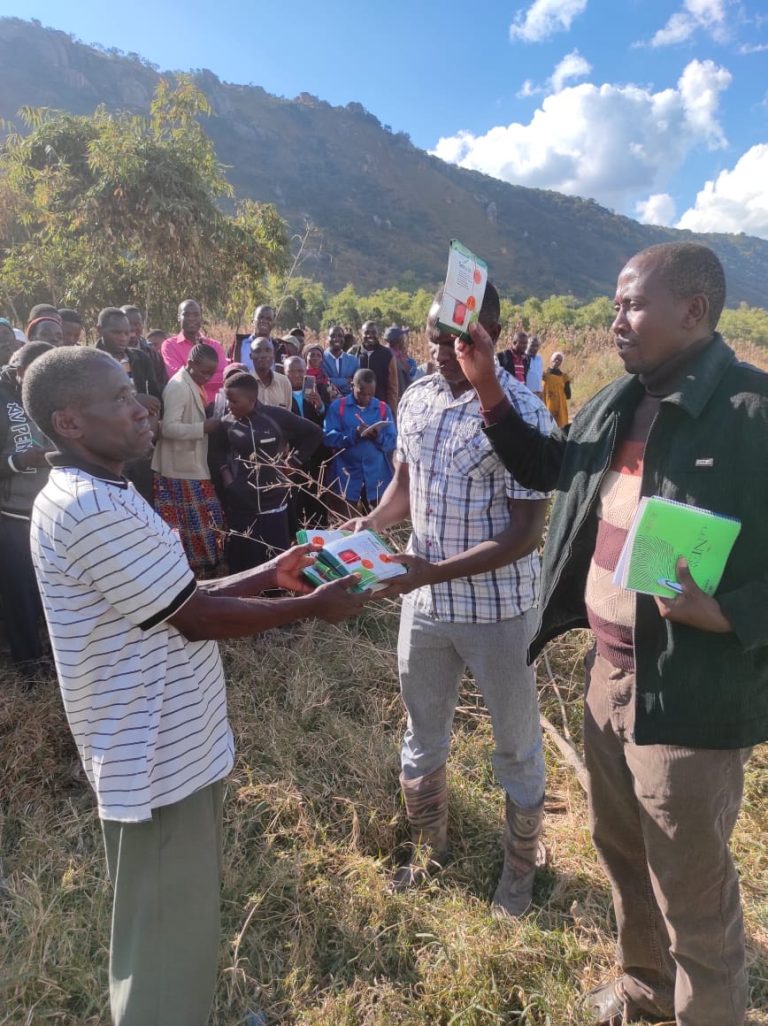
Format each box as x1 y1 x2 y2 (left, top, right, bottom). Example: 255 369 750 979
346 283 553 915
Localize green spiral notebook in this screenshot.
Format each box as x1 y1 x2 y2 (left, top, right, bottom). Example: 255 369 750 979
613 496 741 598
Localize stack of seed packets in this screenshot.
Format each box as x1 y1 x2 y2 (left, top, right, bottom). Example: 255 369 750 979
296 529 407 593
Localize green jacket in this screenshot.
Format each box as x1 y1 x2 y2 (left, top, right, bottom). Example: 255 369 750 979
484 334 768 749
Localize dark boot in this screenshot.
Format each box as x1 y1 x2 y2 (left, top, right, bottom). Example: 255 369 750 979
391 765 449 891
491 795 545 918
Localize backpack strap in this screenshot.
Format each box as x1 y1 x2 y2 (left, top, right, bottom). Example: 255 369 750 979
340 396 346 417
379 400 387 420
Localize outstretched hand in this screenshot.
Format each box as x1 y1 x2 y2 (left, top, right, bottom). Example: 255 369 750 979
313 575 371 622
270 543 320 594
374 553 437 599
654 557 732 633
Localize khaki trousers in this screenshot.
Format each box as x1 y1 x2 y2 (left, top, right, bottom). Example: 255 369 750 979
583 649 750 1025
101 779 225 1026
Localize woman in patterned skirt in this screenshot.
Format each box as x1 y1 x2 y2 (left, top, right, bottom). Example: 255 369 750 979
152 343 224 572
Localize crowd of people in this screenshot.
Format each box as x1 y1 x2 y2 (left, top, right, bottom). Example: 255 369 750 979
2 240 767 1026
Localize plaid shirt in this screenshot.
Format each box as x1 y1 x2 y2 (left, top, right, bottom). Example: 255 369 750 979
396 369 553 623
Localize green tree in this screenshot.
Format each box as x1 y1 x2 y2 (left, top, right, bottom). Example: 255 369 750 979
0 78 288 326
324 284 363 331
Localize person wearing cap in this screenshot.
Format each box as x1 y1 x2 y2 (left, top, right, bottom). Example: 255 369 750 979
58 309 84 347
27 317 64 347
229 305 278 369
161 300 226 405
322 325 359 396
384 324 418 400
275 334 302 370
250 336 292 409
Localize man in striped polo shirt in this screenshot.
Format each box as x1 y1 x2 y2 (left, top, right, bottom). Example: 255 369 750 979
23 346 368 1026
346 283 553 916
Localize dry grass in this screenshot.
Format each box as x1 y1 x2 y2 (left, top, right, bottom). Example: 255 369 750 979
1 331 767 1024
1 613 766 1025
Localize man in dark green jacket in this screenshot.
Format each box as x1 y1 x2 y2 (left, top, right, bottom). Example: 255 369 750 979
456 242 766 1026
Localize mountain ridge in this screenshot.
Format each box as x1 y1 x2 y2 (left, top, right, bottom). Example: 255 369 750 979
1 16 767 306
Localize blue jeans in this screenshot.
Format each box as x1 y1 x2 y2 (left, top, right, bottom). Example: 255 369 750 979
397 602 545 809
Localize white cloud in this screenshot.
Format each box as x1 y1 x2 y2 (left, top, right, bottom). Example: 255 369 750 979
649 0 729 46
516 49 591 97
550 50 592 91
636 193 677 225
517 79 541 98
677 144 768 238
510 0 588 43
430 60 731 213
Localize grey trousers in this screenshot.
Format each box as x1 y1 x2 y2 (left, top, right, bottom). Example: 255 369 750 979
398 602 545 809
101 779 225 1026
584 649 750 1025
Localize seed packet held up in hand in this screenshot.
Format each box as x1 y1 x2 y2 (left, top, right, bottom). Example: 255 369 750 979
434 240 488 341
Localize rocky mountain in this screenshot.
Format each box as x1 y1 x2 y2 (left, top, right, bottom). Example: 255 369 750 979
2 16 767 305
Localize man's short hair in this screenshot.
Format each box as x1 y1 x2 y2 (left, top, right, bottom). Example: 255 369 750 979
97 307 127 330
28 304 61 323
223 371 259 394
58 308 83 326
22 346 116 442
11 341 53 371
120 305 143 318
250 335 273 350
283 355 305 372
634 243 726 329
354 368 376 387
190 342 219 364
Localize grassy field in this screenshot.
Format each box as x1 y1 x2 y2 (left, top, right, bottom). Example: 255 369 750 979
1 332 767 1025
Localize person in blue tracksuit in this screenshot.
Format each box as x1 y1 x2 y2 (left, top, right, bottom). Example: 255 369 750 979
324 368 395 510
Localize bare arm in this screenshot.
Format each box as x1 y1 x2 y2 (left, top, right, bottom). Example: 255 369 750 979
342 458 411 532
168 543 370 640
377 497 548 598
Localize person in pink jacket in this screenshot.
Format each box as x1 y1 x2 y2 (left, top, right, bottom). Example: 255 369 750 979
161 299 226 405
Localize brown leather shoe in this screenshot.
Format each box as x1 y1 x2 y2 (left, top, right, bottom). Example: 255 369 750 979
582 980 624 1025
582 979 672 1025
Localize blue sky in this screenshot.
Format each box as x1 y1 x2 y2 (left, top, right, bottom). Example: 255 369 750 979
5 0 768 236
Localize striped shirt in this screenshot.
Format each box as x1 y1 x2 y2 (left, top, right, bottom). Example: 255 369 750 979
585 393 660 669
30 460 234 822
396 369 553 623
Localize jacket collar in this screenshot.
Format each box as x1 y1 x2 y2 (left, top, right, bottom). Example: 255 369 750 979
657 333 735 419
604 333 734 421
